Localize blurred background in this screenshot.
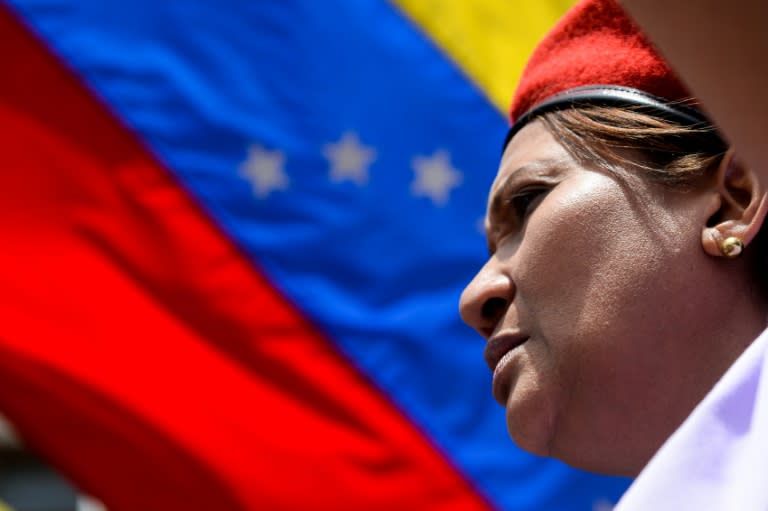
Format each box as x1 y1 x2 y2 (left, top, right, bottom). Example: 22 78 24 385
0 1 630 509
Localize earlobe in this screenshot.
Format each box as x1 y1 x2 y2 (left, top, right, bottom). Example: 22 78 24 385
701 149 768 258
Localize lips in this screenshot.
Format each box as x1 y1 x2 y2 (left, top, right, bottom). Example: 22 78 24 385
484 331 529 372
484 332 529 404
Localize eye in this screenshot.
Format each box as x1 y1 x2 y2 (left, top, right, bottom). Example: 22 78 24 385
509 187 548 220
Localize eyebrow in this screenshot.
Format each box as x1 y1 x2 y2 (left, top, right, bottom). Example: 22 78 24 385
487 158 568 225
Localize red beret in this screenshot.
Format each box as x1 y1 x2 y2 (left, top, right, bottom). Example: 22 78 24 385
509 0 692 126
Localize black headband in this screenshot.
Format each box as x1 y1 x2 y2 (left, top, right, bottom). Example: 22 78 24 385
503 85 714 152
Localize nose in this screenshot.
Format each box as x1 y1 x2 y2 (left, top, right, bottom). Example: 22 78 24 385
459 260 513 339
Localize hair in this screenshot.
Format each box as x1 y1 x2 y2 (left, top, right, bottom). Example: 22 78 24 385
537 105 768 298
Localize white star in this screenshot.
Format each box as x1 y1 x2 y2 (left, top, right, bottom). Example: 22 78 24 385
239 144 289 198
411 150 463 206
323 131 377 186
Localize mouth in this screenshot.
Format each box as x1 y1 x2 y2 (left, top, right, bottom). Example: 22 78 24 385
484 332 529 404
484 331 529 372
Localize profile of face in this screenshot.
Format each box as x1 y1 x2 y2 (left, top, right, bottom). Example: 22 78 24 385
459 119 768 476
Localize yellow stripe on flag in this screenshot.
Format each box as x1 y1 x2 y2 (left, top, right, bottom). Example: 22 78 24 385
392 0 575 114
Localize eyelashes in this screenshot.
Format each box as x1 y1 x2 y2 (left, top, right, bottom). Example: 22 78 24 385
508 187 549 221
487 184 552 255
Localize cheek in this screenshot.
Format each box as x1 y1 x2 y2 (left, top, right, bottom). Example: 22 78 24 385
511 179 669 417
518 179 658 341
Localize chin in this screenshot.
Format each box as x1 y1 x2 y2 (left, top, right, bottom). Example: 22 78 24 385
560 453 641 478
506 404 650 477
548 435 650 478
505 403 556 459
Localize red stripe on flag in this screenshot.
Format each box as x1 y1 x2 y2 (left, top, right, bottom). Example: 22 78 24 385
0 5 490 510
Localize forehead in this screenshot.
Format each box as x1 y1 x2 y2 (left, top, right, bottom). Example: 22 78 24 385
488 121 572 209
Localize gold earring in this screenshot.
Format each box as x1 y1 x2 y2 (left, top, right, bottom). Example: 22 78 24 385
720 236 744 258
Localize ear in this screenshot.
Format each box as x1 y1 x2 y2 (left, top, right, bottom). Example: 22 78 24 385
701 148 768 257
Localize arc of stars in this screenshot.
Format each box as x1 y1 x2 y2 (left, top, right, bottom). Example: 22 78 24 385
238 133 465 207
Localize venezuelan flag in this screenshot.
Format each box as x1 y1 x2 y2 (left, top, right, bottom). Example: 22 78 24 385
0 1 630 509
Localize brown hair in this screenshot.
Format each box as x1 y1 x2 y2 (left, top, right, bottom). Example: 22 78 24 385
539 106 726 185
538 106 768 298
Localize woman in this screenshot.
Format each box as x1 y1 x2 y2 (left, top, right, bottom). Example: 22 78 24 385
459 0 768 505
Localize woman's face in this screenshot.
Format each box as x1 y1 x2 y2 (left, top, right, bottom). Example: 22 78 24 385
459 120 754 475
